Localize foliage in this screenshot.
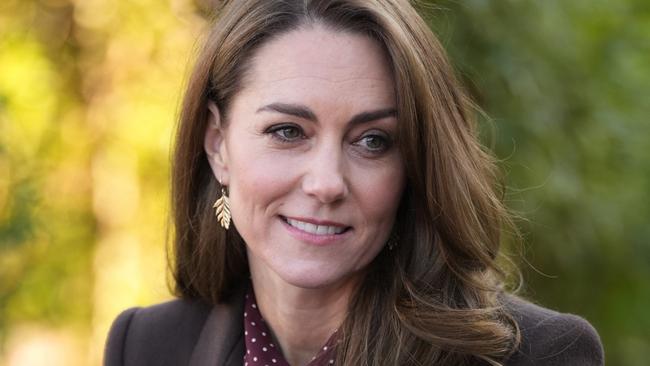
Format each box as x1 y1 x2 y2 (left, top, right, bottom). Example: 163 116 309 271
426 1 650 364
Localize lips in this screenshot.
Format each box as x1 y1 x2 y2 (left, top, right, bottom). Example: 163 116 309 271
280 216 351 236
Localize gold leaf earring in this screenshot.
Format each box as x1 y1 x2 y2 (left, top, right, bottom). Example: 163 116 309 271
213 186 231 229
387 231 399 251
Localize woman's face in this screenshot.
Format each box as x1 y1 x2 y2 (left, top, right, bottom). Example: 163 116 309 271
205 25 405 289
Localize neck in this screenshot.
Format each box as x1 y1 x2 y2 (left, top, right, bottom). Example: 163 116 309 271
249 264 360 366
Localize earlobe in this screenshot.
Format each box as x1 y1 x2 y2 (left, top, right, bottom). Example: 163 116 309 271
204 101 229 185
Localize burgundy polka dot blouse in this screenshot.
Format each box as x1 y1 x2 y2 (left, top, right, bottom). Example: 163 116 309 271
243 287 338 366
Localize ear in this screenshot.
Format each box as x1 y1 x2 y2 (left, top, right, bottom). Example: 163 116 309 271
204 101 230 185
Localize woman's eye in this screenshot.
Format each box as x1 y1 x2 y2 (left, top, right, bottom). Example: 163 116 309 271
265 124 304 142
357 133 391 153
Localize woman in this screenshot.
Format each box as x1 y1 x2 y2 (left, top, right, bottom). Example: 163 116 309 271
104 1 604 365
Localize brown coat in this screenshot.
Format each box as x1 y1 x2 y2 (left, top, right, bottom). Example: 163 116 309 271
104 289 604 366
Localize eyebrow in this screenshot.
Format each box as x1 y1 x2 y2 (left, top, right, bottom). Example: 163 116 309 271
256 102 397 126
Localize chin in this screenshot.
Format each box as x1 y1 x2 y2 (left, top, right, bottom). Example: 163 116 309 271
273 263 358 290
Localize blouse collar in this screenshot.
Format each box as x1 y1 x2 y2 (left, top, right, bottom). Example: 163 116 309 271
243 286 338 366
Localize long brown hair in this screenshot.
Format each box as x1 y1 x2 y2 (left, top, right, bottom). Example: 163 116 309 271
170 0 520 364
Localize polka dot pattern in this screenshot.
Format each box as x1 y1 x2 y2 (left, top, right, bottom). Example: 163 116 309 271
243 287 338 366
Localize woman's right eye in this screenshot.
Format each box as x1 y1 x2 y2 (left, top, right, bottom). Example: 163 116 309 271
265 124 305 142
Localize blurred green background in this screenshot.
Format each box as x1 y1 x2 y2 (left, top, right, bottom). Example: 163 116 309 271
0 0 647 365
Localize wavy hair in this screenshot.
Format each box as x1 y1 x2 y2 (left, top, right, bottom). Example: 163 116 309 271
170 0 520 364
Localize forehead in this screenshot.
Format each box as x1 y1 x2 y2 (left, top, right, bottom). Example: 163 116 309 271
238 25 395 107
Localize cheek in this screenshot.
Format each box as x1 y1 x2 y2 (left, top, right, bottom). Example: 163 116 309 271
226 143 295 236
354 160 405 227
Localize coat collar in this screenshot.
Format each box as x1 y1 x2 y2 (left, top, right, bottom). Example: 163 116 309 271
189 287 246 366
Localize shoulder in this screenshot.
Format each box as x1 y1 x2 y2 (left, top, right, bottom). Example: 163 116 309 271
104 297 212 366
502 294 604 366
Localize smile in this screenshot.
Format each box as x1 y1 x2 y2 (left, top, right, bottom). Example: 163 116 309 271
281 216 350 236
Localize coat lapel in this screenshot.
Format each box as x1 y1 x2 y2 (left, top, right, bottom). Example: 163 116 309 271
189 288 246 366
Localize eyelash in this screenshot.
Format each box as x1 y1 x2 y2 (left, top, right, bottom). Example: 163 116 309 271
263 123 393 155
265 123 305 142
354 133 392 154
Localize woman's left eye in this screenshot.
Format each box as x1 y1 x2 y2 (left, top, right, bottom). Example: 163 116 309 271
356 133 391 153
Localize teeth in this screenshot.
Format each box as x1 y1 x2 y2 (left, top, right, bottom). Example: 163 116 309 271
286 218 346 235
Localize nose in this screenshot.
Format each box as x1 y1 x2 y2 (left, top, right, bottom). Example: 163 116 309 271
301 145 349 204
